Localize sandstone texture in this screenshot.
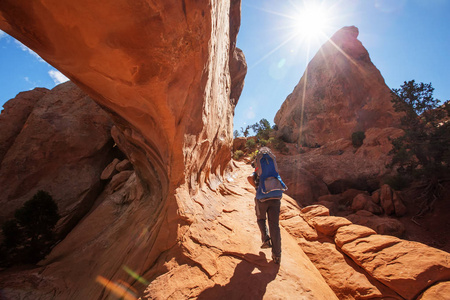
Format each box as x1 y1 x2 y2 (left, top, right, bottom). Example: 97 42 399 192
281 203 450 300
275 26 402 146
418 281 450 300
277 127 404 203
0 87 49 163
0 82 114 237
346 210 406 237
1 3 449 300
0 162 339 300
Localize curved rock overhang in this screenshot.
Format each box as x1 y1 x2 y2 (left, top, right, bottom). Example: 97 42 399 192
0 0 245 204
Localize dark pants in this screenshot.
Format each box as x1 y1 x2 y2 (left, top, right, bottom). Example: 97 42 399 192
255 198 281 257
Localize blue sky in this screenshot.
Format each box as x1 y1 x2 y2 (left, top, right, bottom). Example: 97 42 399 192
1 0 449 134
0 31 69 105
234 0 450 133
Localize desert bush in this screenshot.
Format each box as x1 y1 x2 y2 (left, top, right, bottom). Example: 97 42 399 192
245 138 256 151
352 131 366 148
248 150 259 161
1 190 60 266
233 150 245 160
272 138 289 154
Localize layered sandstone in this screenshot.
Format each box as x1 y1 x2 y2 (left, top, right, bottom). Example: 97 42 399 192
1 2 449 300
276 127 404 204
274 26 401 146
281 204 450 300
0 0 255 298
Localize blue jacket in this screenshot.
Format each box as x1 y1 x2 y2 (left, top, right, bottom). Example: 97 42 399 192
255 153 287 200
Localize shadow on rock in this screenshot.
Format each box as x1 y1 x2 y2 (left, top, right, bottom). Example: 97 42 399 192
198 252 280 300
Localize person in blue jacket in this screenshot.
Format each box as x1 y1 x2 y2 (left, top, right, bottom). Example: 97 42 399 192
247 147 287 264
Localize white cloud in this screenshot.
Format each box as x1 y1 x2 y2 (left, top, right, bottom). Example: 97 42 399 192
48 70 69 84
14 40 45 62
24 77 37 86
0 30 6 39
246 106 256 120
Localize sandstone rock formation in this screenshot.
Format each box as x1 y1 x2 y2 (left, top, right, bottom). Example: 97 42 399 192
276 127 404 203
0 81 115 237
0 87 48 163
282 204 450 300
0 0 253 298
1 3 449 300
274 26 402 146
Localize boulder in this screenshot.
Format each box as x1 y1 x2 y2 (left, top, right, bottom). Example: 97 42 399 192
110 170 134 192
115 159 133 172
276 129 404 199
417 281 450 300
351 193 383 214
334 224 377 248
300 205 330 222
380 184 395 215
341 235 450 300
392 191 407 217
101 158 120 180
299 239 400 300
309 216 352 236
346 210 405 237
351 193 371 211
371 189 380 204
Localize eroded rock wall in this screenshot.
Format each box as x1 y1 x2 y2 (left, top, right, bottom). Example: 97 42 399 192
0 0 242 194
0 0 249 298
0 82 114 236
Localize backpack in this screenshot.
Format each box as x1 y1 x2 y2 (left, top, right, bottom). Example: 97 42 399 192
254 147 287 201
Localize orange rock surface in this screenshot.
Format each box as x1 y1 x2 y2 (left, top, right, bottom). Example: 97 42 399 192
275 26 402 146
1 2 449 300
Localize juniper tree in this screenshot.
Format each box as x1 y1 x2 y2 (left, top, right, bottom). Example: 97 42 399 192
390 80 450 215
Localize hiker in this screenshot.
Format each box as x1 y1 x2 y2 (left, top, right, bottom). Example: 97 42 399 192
247 147 287 264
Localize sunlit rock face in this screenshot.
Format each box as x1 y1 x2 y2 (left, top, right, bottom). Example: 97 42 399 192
0 0 252 298
275 26 401 146
0 0 244 196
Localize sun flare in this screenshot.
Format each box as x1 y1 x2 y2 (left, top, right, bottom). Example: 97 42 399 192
293 3 331 40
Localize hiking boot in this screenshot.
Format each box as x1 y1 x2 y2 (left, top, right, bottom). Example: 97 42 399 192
272 254 281 264
261 238 272 249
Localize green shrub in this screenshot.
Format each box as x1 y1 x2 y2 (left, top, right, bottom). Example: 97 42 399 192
352 131 366 148
248 150 259 161
245 139 256 151
1 190 60 266
259 139 268 146
272 138 289 154
233 150 245 160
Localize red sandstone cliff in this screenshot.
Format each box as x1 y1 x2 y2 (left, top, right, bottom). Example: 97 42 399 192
275 26 402 146
0 2 449 300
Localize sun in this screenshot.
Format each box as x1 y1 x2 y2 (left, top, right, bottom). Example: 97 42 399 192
292 2 331 40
